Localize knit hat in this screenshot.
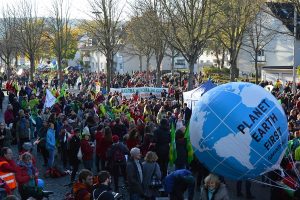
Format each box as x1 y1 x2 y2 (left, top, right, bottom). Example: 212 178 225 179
22 142 32 151
112 135 119 143
82 126 90 136
130 147 141 157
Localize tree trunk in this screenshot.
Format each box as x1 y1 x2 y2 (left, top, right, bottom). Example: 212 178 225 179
255 52 259 84
156 57 163 87
29 54 35 82
188 58 195 91
58 55 62 88
139 54 143 72
106 55 111 92
229 51 238 81
171 49 175 75
221 47 226 68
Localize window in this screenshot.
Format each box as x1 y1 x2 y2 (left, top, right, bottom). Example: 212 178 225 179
258 49 264 56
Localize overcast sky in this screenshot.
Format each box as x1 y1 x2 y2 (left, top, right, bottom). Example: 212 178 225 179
0 0 130 20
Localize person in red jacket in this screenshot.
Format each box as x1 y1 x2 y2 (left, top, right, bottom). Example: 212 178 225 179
95 125 112 172
16 152 43 200
126 129 140 151
0 147 18 192
81 128 94 171
4 105 14 127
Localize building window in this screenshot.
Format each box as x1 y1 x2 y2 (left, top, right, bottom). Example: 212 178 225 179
258 49 264 56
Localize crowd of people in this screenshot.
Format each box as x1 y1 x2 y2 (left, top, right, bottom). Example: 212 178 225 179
1 71 300 200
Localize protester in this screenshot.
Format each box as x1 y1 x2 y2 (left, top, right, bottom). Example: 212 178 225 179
73 169 93 200
95 126 112 172
142 151 161 200
46 122 56 169
153 118 170 178
164 169 195 200
92 171 115 200
0 147 17 194
126 147 144 200
80 127 93 171
200 173 229 200
68 128 81 184
107 135 129 192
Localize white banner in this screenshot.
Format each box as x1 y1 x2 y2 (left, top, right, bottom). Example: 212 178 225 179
110 87 169 98
44 89 56 108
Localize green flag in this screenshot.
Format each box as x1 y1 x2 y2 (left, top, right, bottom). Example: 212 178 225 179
56 84 67 102
184 124 194 164
169 123 177 166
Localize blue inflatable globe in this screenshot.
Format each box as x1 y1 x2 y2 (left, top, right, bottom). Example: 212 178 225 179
190 82 288 180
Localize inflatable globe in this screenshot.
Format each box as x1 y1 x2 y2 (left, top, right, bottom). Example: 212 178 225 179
190 82 288 180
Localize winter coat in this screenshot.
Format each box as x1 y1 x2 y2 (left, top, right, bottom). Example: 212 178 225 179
95 132 112 159
153 127 170 161
73 182 91 200
200 183 229 200
15 164 37 187
69 135 81 165
142 162 161 198
46 128 56 151
0 157 18 173
4 110 14 125
126 158 144 195
81 139 93 161
92 184 114 200
164 169 192 194
175 138 188 168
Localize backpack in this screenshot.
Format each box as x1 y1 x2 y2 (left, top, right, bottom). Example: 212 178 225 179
112 144 125 163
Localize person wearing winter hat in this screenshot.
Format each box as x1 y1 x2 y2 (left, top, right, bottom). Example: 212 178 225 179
80 128 93 170
107 135 128 192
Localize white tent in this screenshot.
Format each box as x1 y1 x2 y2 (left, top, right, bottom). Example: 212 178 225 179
183 80 216 109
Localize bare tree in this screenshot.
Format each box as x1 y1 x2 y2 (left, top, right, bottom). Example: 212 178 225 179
159 0 217 90
46 0 75 87
15 0 46 81
84 0 124 92
242 10 279 84
0 7 17 80
216 0 263 81
125 15 154 72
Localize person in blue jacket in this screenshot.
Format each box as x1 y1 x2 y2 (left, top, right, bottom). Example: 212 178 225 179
163 169 195 200
46 122 56 169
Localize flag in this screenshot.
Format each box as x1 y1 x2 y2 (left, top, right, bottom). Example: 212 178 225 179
44 89 56 109
56 84 67 102
184 124 194 164
169 123 177 166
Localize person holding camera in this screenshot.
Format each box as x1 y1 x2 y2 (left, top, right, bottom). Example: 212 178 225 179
92 171 115 200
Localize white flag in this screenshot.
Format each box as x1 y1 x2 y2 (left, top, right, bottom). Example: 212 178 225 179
44 89 56 108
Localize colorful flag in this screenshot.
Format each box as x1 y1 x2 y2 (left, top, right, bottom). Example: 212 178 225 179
44 89 56 109
169 123 177 166
184 124 194 164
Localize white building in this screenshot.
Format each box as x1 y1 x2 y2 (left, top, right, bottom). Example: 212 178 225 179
77 34 224 74
237 2 300 83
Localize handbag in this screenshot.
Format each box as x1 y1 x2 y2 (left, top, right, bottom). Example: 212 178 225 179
149 163 162 189
77 147 83 161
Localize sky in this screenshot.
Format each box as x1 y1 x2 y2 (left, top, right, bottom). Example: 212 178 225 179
0 0 130 20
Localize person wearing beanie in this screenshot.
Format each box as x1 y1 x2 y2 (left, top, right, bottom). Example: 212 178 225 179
80 129 93 171
107 135 129 192
126 147 144 199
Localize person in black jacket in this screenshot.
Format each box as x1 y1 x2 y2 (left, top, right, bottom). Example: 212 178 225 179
153 118 170 178
175 128 188 170
69 128 81 184
182 103 192 126
92 171 115 200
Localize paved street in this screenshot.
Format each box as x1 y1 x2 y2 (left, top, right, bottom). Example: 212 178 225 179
0 94 271 200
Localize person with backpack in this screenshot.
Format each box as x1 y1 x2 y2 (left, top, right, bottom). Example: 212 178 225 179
107 135 129 192
16 110 30 151
92 171 114 200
